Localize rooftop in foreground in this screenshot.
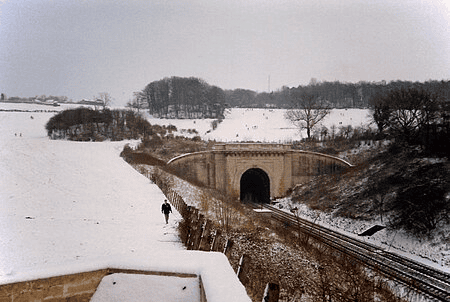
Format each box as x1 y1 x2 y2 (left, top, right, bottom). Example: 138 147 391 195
0 251 251 302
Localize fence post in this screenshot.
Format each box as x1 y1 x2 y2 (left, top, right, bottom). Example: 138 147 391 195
262 283 280 302
198 220 211 251
181 203 189 218
187 209 200 250
177 194 182 212
185 206 193 248
223 239 233 258
194 208 200 222
237 254 250 286
174 192 180 212
186 225 193 249
192 215 205 250
210 229 221 252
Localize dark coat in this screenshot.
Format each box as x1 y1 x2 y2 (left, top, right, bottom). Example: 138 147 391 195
161 203 172 215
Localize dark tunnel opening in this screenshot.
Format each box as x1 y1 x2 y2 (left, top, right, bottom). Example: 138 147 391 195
240 168 270 204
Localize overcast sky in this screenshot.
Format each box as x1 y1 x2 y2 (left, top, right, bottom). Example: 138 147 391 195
1 0 449 105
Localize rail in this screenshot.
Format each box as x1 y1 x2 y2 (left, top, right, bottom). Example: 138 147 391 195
249 203 450 301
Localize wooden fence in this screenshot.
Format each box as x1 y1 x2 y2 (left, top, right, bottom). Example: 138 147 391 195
135 167 233 254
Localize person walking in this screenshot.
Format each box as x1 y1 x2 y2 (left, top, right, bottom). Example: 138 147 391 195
161 199 172 224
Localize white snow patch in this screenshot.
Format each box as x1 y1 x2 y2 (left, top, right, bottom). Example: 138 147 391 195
92 273 201 302
0 106 184 278
144 108 374 143
201 108 373 142
90 251 250 302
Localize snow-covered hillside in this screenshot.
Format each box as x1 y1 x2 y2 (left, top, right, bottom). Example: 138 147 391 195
0 103 184 279
146 107 374 142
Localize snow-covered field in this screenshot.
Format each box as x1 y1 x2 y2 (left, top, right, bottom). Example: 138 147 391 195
0 103 184 278
0 103 255 301
146 107 374 142
0 102 448 292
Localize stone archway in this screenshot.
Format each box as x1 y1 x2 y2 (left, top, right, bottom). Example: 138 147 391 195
167 143 353 199
240 168 270 204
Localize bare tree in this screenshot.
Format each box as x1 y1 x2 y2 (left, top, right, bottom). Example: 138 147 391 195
96 92 112 109
285 92 331 139
388 88 438 143
370 88 439 144
369 92 391 135
126 91 146 113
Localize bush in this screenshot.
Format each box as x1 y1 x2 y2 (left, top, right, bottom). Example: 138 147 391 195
121 144 133 155
166 124 177 132
390 183 449 236
142 134 163 150
120 147 166 166
369 88 449 157
46 108 152 141
211 119 221 130
387 162 450 236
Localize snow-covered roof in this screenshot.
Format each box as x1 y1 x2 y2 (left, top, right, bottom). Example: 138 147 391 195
0 251 251 302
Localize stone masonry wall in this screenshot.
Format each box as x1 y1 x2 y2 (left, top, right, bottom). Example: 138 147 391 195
0 269 107 302
167 145 352 201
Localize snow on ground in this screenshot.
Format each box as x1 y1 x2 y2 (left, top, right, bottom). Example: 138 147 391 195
92 273 201 301
205 108 298 142
0 102 251 302
147 107 450 273
1 102 448 294
88 251 249 302
274 198 450 272
0 102 97 112
143 111 215 139
146 107 374 142
0 103 184 279
2 104 374 278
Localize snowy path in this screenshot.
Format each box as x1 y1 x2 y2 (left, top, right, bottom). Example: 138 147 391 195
0 111 184 279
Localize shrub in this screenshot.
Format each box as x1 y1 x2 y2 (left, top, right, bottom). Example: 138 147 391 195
211 119 221 130
390 182 450 236
166 124 177 132
142 134 163 150
46 108 152 141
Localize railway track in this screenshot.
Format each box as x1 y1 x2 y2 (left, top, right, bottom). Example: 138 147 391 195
249 203 450 301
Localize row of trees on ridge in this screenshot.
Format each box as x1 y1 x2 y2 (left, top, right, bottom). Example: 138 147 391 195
133 77 226 119
224 79 450 108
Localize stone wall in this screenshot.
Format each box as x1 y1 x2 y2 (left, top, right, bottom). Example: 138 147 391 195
290 151 350 186
0 269 200 302
0 269 107 301
224 152 290 199
167 144 352 201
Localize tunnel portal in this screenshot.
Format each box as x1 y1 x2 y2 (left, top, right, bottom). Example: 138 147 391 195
240 168 270 204
167 143 353 200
